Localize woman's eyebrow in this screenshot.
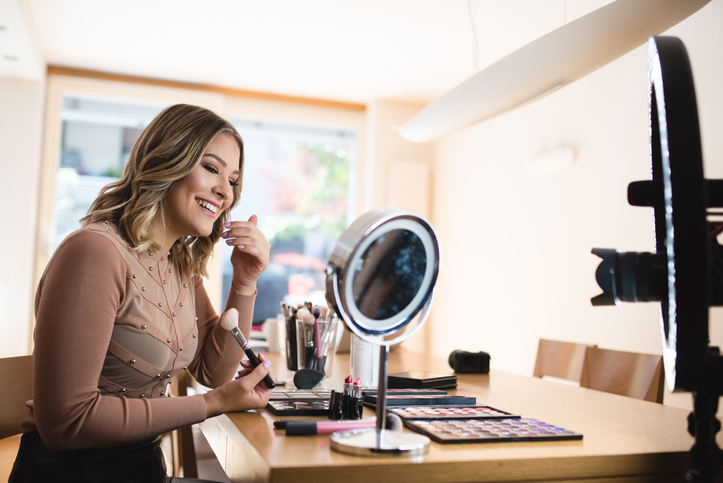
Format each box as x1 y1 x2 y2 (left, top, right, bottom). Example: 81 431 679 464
204 153 227 166
204 153 240 175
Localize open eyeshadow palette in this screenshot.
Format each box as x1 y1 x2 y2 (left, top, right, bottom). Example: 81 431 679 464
404 418 583 444
388 405 517 420
266 389 332 415
269 388 332 401
266 400 331 416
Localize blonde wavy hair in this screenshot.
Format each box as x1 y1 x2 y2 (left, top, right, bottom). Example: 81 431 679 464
81 104 244 277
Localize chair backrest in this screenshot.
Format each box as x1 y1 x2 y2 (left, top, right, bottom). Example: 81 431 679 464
168 370 198 478
580 346 665 403
533 339 594 383
0 355 33 440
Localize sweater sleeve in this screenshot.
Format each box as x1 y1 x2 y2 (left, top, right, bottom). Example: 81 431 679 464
30 231 207 451
187 276 255 388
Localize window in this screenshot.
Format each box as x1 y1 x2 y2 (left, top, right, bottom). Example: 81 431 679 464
46 90 358 323
52 95 163 250
222 119 357 322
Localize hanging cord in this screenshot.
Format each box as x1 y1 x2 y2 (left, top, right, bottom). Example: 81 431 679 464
468 0 480 72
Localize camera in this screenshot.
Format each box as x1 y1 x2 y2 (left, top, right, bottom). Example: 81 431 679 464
590 248 667 306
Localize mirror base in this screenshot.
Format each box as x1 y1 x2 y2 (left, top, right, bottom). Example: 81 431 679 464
330 428 430 457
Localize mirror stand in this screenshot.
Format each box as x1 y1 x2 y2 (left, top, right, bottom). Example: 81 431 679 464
325 207 440 457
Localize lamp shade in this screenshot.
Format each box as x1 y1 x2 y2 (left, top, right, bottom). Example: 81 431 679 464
396 0 710 142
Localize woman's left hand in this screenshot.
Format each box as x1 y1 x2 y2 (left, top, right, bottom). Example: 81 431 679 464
221 214 270 294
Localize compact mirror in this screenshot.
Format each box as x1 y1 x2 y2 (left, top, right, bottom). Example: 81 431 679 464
326 206 440 456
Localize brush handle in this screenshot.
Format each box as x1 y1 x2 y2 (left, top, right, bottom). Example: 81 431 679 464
244 348 275 389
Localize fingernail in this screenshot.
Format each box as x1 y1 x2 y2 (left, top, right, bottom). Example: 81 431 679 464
224 222 231 227
221 231 229 238
237 245 245 250
242 360 249 364
263 360 271 368
226 239 233 245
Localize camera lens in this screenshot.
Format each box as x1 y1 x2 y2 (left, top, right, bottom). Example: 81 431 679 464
591 248 667 305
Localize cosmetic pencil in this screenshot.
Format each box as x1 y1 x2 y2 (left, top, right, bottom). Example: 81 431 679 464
277 414 403 435
285 420 373 435
219 308 275 389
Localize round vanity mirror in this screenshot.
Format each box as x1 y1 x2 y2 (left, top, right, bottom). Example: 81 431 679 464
326 206 440 456
326 207 440 342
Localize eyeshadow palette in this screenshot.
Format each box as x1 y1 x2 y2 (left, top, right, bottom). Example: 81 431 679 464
266 400 330 416
364 394 476 408
388 405 517 420
269 388 332 401
405 418 583 444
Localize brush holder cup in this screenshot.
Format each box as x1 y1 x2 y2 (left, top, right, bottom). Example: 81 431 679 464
295 315 340 379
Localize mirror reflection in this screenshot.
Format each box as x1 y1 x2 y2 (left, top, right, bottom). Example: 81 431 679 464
351 229 427 320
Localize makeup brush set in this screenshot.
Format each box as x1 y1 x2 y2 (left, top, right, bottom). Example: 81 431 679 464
280 301 340 390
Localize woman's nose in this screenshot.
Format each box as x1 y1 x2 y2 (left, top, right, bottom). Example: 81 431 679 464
213 182 232 200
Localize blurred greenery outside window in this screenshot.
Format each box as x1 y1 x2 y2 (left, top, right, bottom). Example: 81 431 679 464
53 95 357 323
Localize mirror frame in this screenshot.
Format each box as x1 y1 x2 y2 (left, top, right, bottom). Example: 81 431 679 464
325 206 440 340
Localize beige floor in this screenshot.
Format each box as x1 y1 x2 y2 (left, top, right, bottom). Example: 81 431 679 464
0 429 230 482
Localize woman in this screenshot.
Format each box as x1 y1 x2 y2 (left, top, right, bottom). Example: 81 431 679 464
10 104 275 482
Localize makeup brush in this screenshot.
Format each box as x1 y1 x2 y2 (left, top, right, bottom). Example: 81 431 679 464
278 413 404 435
219 308 275 389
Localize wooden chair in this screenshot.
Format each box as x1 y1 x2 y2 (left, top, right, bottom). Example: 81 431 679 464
580 346 665 403
0 356 33 480
533 339 595 383
0 356 33 441
168 370 198 478
166 370 231 481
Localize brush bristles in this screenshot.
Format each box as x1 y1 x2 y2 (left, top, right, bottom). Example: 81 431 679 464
219 308 239 332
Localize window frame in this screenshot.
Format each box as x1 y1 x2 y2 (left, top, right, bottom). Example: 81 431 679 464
34 72 367 324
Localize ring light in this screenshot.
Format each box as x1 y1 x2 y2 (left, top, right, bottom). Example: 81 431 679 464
591 36 723 481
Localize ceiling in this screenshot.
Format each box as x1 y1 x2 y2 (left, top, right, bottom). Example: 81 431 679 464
2 0 612 105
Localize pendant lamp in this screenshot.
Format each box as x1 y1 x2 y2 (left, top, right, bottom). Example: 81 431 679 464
395 0 709 142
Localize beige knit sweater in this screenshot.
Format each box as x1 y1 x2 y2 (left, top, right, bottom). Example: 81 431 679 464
22 222 254 451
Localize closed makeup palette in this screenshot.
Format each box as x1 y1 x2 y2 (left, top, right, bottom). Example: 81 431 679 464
405 418 583 444
362 388 448 397
364 394 477 407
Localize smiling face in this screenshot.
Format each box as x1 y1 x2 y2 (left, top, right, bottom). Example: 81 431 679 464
161 132 241 243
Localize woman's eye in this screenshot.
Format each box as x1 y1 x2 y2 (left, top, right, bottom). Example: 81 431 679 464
230 180 239 187
203 164 218 175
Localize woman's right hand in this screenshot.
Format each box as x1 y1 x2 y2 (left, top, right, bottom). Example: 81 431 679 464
203 354 275 418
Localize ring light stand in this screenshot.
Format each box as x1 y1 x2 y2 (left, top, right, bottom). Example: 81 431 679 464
325 207 440 456
592 36 723 482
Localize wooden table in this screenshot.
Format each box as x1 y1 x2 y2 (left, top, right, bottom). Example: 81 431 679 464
198 348 720 483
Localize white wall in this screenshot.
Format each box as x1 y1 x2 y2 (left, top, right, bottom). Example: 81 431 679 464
427 1 723 410
0 77 45 356
365 100 435 353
